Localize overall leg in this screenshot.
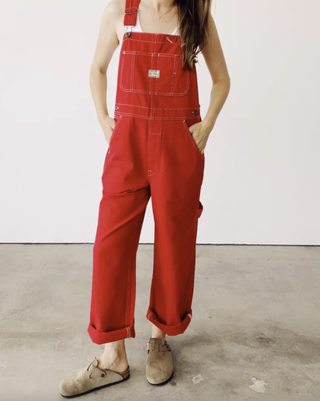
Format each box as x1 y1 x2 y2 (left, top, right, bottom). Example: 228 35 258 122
88 115 150 344
146 118 205 336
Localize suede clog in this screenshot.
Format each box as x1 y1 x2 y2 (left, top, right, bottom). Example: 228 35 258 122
59 357 130 398
146 337 174 385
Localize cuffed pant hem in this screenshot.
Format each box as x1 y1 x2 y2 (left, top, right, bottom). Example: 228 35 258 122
87 323 135 345
146 306 192 336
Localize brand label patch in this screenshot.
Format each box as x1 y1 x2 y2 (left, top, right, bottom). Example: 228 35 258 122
148 69 160 78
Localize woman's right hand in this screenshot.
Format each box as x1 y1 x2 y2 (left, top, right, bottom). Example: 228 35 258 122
99 114 117 144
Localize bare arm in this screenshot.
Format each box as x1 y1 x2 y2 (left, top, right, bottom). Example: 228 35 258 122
200 12 231 132
89 0 122 140
188 12 231 154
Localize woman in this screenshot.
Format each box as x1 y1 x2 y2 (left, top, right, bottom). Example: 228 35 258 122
59 0 230 397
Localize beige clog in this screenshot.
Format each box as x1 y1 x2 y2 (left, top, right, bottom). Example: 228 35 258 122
59 357 130 398
146 337 174 385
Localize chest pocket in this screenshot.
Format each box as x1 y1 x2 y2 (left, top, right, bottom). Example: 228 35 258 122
120 51 190 96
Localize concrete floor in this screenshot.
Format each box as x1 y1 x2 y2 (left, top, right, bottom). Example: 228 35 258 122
0 244 319 401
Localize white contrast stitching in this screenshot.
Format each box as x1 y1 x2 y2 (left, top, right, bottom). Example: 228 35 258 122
115 103 200 110
119 52 189 96
112 112 200 121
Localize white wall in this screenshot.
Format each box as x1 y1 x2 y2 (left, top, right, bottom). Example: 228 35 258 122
0 0 319 244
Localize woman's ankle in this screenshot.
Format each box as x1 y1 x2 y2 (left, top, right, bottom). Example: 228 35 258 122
98 340 127 367
98 352 128 370
151 324 167 343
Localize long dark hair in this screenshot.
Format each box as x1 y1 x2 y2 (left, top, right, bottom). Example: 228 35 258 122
175 0 212 71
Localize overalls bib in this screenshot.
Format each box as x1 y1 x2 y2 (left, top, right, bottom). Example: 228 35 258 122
88 0 205 344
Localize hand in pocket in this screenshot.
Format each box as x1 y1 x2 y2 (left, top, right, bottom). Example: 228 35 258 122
99 115 118 144
185 120 210 156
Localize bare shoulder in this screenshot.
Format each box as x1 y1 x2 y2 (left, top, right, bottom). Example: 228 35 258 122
99 0 125 42
100 0 125 24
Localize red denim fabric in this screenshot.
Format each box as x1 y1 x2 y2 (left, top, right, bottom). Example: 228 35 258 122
87 0 205 344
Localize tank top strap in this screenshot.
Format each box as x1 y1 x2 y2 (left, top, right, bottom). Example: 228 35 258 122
124 0 141 26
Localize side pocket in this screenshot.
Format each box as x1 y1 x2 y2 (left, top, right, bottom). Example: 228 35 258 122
103 114 123 173
108 114 123 147
197 201 204 218
181 119 205 161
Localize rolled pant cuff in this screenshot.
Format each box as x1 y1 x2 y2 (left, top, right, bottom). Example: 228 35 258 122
146 307 192 336
87 323 136 345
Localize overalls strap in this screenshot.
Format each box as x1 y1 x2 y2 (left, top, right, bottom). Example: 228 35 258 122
124 0 141 26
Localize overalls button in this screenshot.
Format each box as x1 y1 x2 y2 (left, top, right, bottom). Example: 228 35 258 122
192 110 198 115
126 32 131 37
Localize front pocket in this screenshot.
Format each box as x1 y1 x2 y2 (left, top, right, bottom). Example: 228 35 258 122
181 119 205 161
120 51 190 96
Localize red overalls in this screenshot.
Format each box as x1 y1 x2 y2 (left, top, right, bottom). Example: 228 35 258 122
87 0 205 344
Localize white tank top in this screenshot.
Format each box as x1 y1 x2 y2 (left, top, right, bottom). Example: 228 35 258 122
126 9 179 36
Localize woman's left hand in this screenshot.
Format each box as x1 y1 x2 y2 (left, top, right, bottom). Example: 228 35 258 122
188 120 213 155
